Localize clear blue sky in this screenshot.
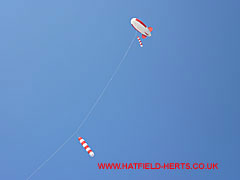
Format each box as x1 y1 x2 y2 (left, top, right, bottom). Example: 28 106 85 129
0 0 239 179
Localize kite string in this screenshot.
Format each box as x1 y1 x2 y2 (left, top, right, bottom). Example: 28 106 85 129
26 32 137 180
75 32 137 133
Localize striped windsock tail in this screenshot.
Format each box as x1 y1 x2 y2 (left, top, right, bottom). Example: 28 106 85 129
78 137 95 157
137 36 143 47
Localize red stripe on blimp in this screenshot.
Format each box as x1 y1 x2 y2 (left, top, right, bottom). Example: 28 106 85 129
136 18 147 28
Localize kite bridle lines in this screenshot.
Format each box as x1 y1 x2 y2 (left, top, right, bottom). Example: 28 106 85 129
26 32 137 180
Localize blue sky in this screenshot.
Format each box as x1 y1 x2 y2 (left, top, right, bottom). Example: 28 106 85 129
0 0 240 179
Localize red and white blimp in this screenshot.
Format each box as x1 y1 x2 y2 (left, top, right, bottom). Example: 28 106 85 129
131 18 153 39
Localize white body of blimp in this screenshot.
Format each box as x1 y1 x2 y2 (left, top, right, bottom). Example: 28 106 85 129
131 18 152 39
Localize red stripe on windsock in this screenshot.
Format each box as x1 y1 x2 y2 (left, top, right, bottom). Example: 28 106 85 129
137 36 143 47
78 137 94 157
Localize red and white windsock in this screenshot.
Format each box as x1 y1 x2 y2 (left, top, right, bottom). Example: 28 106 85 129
78 137 95 157
137 36 143 47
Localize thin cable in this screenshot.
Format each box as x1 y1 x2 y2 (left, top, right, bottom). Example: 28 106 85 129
26 33 137 180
